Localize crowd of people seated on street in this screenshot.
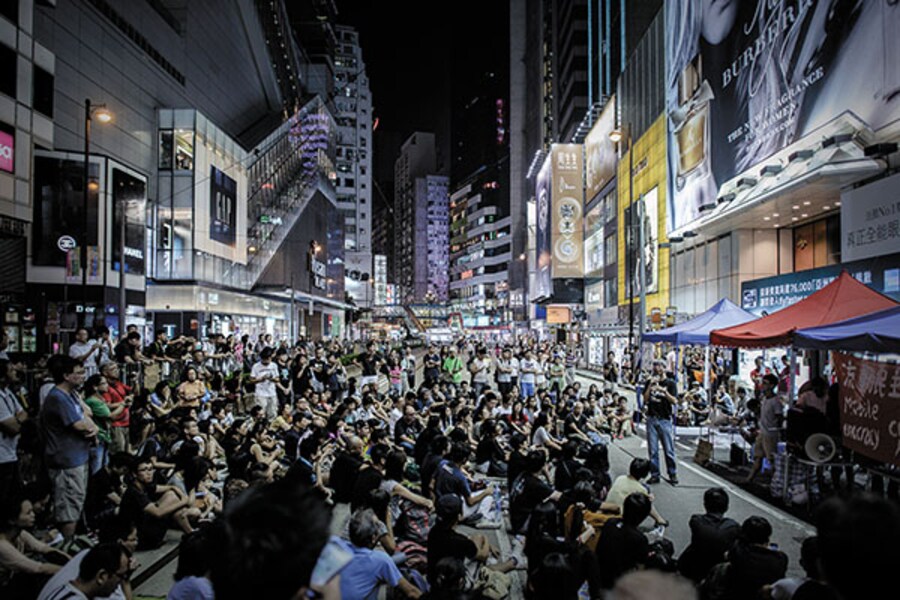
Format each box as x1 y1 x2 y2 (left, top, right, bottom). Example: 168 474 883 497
0 327 896 599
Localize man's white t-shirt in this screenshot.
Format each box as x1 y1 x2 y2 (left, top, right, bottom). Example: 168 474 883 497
69 341 98 373
251 361 279 398
472 357 491 384
519 359 536 384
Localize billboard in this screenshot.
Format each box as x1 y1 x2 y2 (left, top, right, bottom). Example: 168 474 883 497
584 95 617 201
740 252 900 315
374 254 387 306
666 1 900 233
584 201 605 278
624 187 660 297
111 167 146 275
841 172 900 263
550 144 584 279
534 154 553 300
210 166 237 246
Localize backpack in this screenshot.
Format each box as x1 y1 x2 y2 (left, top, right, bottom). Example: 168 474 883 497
396 499 432 545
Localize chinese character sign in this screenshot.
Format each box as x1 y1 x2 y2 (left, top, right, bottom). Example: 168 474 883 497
835 353 900 467
550 144 584 278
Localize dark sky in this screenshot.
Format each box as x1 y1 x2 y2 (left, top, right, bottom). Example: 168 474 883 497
336 2 453 147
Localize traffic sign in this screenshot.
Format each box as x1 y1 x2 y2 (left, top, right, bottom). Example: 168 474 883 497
57 235 77 252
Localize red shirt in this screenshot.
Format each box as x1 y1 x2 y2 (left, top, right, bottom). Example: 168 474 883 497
103 379 132 427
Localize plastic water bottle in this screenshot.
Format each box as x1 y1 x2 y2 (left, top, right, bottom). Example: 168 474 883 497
493 486 502 521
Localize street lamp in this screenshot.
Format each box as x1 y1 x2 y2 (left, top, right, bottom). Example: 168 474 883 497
81 99 112 322
609 124 646 359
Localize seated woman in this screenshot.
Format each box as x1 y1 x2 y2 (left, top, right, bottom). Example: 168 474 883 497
475 419 508 477
381 450 433 516
119 457 200 550
176 367 208 409
0 494 69 598
507 400 532 437
531 412 564 454
148 381 175 419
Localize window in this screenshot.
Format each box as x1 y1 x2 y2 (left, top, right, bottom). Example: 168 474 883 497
32 66 54 117
158 130 174 170
605 233 617 267
0 43 15 98
174 130 194 170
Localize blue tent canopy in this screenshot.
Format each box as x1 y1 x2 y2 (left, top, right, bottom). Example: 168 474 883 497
793 305 900 353
643 298 757 346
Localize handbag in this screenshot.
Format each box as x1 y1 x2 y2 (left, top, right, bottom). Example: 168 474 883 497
694 439 714 465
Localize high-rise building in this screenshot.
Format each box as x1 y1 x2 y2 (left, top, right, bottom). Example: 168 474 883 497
393 132 449 303
333 25 374 307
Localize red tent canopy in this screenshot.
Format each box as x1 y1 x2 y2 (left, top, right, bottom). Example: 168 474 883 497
710 271 899 348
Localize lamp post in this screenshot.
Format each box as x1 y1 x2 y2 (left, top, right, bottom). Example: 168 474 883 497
81 99 112 323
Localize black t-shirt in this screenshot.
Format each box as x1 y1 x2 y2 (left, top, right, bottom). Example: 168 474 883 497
350 465 384 512
360 353 382 377
414 427 439 466
595 518 650 589
328 452 363 504
507 451 529 491
424 353 441 380
114 341 136 363
553 458 581 492
644 376 677 419
564 414 587 437
120 484 167 550
420 452 443 498
509 473 552 532
434 461 470 501
475 438 503 465
308 358 328 383
427 523 477 584
394 418 421 445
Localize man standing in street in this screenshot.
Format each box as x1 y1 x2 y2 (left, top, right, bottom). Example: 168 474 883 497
101 363 132 454
745 373 785 483
68 328 102 378
469 347 491 399
442 346 464 391
250 348 280 420
643 359 679 485
423 345 441 388
40 356 98 542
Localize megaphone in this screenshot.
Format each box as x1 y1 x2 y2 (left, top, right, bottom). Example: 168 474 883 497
804 433 837 463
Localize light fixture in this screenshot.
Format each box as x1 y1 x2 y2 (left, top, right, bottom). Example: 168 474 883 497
87 180 100 192
773 213 780 217
717 192 736 205
760 164 782 177
835 201 841 206
764 216 771 221
803 201 811 206
792 205 800 210
249 245 257 253
792 217 798 222
822 133 854 148
94 107 113 123
788 149 814 163
608 129 623 143
823 205 831 210
683 230 698 238
802 213 808 218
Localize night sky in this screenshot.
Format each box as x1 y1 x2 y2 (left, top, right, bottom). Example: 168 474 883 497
336 2 453 147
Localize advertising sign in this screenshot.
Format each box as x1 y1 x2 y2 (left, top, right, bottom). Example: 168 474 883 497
584 203 605 278
584 95 617 202
111 167 146 275
33 156 100 267
834 353 900 467
0 129 13 173
546 306 571 324
624 188 659 298
534 154 553 300
550 144 584 278
374 254 387 306
210 166 237 246
741 252 900 315
666 0 900 233
841 172 900 263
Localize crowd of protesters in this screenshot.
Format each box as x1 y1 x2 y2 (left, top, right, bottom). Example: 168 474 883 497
0 326 897 599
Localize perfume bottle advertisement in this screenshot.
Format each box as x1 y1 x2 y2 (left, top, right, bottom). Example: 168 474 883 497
665 0 900 234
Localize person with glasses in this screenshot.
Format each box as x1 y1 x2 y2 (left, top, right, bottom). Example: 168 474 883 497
38 543 129 600
119 458 198 551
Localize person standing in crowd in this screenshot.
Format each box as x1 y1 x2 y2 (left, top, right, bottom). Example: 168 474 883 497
603 351 619 393
100 363 133 455
642 360 679 485
68 328 102 378
39 356 97 542
402 347 416 394
0 360 28 496
250 348 280 421
750 356 771 398
495 346 516 397
745 374 785 483
355 342 385 391
469 347 492 399
423 346 441 388
518 350 538 399
441 346 464 390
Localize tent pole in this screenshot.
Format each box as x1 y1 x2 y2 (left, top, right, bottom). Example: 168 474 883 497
704 344 711 400
789 347 797 404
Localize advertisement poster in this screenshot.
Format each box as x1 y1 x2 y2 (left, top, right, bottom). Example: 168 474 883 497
666 0 900 233
841 172 900 263
624 188 659 297
741 252 900 315
210 165 237 246
584 203 606 278
112 167 147 275
534 154 553 300
584 96 617 202
33 155 100 267
834 353 900 467
550 144 584 279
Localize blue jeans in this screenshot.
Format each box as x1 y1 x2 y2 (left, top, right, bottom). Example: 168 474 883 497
89 442 108 475
520 381 535 398
646 416 677 479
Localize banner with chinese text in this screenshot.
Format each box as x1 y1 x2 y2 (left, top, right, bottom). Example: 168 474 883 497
835 353 900 467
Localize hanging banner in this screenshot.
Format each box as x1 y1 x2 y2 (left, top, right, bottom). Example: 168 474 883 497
834 353 900 467
550 144 584 278
534 154 553 300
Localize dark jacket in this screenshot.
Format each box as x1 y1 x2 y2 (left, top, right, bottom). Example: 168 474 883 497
678 512 741 582
725 540 788 600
